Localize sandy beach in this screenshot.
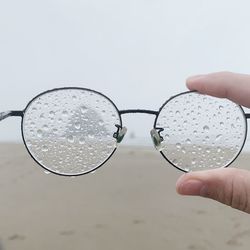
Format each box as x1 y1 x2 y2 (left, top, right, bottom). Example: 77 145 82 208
0 143 250 250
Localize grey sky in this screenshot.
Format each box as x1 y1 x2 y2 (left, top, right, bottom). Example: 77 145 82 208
0 0 250 145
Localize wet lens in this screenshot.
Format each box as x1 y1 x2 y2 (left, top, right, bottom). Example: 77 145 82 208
155 92 247 172
22 88 121 176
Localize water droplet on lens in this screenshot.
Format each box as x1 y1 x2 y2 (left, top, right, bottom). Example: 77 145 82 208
81 106 88 114
203 125 209 131
98 120 104 126
215 134 222 141
67 135 74 143
88 134 94 139
107 143 114 149
53 128 58 134
37 130 43 138
79 137 85 144
62 110 68 116
49 111 55 117
176 143 181 149
220 122 224 126
172 159 177 164
186 138 191 144
74 122 81 129
43 124 49 131
42 145 48 152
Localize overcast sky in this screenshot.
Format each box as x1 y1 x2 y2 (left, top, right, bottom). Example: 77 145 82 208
0 0 250 146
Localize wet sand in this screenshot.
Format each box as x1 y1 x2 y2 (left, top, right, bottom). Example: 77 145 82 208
0 143 250 250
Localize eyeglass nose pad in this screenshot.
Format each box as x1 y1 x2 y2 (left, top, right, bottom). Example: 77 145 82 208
150 128 164 151
113 125 128 143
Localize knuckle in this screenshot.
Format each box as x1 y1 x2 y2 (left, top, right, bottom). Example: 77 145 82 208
224 176 250 213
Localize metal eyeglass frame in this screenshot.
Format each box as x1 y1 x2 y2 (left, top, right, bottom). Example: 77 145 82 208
0 87 250 176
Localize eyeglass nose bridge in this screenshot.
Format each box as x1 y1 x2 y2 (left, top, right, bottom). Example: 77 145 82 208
117 109 163 146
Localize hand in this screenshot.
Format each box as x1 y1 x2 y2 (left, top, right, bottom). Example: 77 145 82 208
176 71 250 213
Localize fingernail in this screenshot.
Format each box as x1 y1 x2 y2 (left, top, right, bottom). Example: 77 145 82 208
187 75 206 83
178 179 205 196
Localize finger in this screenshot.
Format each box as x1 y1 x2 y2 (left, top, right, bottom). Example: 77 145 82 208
176 168 250 213
186 71 250 108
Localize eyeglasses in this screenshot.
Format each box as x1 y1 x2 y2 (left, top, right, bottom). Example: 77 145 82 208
1 87 249 176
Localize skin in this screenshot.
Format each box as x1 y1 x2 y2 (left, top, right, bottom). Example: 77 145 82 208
176 71 250 214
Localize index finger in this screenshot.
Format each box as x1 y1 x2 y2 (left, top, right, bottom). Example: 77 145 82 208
186 71 250 108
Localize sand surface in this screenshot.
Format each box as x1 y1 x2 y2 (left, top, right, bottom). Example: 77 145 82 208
0 143 250 250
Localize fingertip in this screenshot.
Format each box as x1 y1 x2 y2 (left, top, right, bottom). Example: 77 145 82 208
176 173 190 194
186 75 205 90
176 171 209 196
177 178 205 196
176 175 184 194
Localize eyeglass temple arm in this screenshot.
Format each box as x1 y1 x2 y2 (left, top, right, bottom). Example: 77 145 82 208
0 111 23 121
245 114 250 119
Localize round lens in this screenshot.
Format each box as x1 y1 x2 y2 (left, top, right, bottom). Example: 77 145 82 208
22 88 121 176
155 92 247 172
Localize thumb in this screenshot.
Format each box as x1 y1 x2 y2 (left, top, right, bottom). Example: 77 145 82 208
176 168 250 213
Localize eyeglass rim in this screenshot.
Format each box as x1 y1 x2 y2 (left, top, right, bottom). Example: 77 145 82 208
21 87 122 177
153 91 248 172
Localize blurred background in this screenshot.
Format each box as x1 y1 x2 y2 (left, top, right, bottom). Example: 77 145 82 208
1 0 250 147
